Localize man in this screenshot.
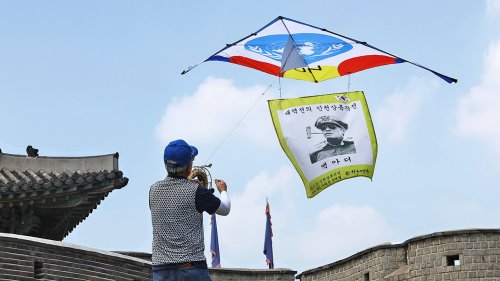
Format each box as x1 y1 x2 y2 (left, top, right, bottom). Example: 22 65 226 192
309 116 356 164
149 139 231 281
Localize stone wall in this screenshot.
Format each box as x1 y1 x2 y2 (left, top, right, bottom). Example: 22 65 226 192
0 233 296 281
210 268 296 281
298 244 407 281
2 229 498 281
0 233 151 281
405 229 500 280
297 229 500 281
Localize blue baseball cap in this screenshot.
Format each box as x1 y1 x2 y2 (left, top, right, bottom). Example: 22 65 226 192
163 139 198 167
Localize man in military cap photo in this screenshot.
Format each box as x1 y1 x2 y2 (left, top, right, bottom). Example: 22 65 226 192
309 116 356 164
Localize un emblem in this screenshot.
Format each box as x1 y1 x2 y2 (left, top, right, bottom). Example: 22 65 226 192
244 33 353 64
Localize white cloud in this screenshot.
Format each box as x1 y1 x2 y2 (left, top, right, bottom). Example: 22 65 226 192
454 41 500 152
204 165 394 272
280 204 394 270
374 78 439 142
486 0 500 14
155 77 276 147
204 166 300 268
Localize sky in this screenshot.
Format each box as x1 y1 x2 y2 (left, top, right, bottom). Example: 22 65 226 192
1 0 499 274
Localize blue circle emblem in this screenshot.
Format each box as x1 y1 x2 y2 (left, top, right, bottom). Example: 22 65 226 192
244 33 352 64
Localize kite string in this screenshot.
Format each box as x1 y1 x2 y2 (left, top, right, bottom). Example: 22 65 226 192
347 74 351 93
203 82 274 165
278 76 282 99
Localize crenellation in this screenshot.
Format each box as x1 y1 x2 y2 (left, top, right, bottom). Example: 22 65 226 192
1 227 498 281
297 229 500 281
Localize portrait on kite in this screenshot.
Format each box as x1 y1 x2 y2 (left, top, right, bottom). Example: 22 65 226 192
308 115 357 164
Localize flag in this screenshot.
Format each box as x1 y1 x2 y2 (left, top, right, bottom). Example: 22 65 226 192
210 214 221 268
268 91 377 198
263 202 274 269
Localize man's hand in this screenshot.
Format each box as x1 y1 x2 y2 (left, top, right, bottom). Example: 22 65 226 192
214 179 227 193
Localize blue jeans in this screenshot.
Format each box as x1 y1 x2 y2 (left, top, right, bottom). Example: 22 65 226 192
153 262 212 281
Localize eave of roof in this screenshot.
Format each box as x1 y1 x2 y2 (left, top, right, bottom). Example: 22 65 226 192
0 151 128 240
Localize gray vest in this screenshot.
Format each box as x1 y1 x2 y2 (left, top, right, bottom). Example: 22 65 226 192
149 177 205 265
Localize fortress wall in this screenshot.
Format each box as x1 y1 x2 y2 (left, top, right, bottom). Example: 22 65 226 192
1 229 499 281
299 245 407 281
406 230 500 280
0 233 151 281
299 229 500 281
209 268 296 281
0 234 296 281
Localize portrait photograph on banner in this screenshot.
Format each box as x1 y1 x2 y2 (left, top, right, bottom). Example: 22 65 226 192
268 91 377 198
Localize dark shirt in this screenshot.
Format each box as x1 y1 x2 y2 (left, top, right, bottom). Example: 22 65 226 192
162 174 221 214
195 186 220 214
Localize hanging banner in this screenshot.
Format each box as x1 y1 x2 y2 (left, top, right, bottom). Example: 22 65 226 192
268 91 377 198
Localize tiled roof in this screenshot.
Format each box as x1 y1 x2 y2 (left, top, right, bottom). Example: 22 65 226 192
0 152 128 240
0 167 125 193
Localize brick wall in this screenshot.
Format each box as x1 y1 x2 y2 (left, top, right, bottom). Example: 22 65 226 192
298 229 500 281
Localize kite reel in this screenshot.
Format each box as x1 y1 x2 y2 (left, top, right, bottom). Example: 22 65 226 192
188 164 215 193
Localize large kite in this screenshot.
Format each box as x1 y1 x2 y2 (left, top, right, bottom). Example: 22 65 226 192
182 16 457 84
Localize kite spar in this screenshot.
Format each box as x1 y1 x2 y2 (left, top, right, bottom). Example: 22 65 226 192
182 16 457 84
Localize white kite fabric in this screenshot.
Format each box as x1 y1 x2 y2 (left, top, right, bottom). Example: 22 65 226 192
182 16 457 84
268 91 377 198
